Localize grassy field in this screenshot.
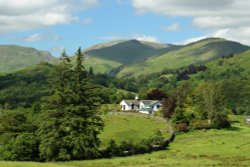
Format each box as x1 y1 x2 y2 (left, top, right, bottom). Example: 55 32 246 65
1 115 250 167
99 113 170 147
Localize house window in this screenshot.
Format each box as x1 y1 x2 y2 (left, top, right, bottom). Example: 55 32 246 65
157 105 160 109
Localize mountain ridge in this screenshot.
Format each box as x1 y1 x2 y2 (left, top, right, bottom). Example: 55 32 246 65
0 38 249 75
0 45 57 73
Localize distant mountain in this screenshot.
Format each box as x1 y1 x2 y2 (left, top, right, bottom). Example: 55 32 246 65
0 45 57 73
84 39 177 64
83 39 180 73
114 38 250 77
1 38 249 76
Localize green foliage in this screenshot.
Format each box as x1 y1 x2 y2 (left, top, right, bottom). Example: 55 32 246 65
0 62 55 109
0 132 39 161
165 81 230 130
189 119 212 130
0 110 38 161
38 49 104 161
102 132 166 158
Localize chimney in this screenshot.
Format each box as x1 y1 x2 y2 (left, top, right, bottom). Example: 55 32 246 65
135 95 139 101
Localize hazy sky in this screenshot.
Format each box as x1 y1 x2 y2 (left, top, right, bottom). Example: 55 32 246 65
0 0 249 56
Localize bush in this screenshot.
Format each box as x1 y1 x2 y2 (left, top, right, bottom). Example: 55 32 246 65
102 133 167 158
212 114 231 129
0 132 39 161
176 122 188 133
190 119 211 130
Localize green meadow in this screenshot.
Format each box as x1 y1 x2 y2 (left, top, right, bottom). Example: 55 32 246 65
1 115 250 167
99 113 170 147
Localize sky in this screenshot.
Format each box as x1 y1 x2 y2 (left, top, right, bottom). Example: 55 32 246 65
0 0 250 57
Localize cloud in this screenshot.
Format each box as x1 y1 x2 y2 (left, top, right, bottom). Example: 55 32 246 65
177 36 209 45
81 18 94 25
178 27 250 45
21 32 62 43
161 23 180 32
116 0 130 5
131 0 250 45
22 34 43 43
0 0 99 34
133 34 160 43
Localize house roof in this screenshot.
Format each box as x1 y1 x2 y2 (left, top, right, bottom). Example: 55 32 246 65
123 100 140 105
140 100 160 106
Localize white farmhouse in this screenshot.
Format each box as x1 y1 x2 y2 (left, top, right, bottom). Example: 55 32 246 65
120 96 162 114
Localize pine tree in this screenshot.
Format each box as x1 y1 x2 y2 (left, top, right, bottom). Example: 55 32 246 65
38 51 73 161
38 49 104 161
67 47 104 159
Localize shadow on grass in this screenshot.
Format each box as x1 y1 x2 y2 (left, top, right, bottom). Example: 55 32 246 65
225 126 242 131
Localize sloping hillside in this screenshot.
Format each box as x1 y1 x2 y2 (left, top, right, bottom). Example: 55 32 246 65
84 39 178 64
0 45 57 73
184 50 250 114
115 38 249 77
192 49 250 80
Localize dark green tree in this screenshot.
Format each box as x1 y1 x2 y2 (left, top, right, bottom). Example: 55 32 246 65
38 49 103 161
0 110 39 161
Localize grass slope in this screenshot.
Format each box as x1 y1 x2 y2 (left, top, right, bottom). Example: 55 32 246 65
2 116 249 167
71 55 122 74
99 113 170 147
83 56 121 74
116 38 249 77
62 120 250 167
0 45 57 73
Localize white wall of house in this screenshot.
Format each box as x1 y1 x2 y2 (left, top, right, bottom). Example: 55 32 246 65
139 101 145 109
120 100 130 110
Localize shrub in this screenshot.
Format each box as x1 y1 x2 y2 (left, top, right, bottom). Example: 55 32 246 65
176 122 188 133
190 119 211 130
0 132 39 161
102 140 121 157
102 133 168 158
212 114 231 129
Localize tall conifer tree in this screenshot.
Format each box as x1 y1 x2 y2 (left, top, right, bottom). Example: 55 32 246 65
38 49 103 161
